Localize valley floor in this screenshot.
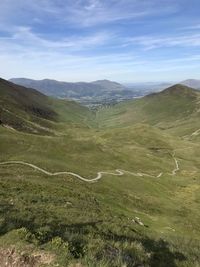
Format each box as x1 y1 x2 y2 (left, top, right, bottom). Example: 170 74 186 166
0 121 200 267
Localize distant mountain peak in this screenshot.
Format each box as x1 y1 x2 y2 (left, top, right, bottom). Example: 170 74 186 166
92 79 120 83
91 79 125 90
180 79 200 89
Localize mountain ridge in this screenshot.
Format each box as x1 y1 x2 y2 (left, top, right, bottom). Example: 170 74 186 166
148 83 198 97
2 79 200 135
9 78 139 105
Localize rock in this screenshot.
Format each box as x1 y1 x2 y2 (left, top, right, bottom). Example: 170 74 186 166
134 217 145 226
138 221 144 226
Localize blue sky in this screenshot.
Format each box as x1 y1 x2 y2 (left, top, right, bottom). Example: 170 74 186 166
0 0 200 82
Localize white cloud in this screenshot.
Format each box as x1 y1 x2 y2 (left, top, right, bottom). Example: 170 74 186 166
126 33 200 50
0 26 112 51
0 0 179 28
0 0 199 82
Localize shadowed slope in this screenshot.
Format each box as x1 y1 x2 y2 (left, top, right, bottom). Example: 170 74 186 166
0 78 94 134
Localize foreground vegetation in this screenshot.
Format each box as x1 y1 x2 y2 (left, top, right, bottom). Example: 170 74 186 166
0 80 200 266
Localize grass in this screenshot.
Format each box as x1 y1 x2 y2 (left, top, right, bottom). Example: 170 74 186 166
1 122 200 266
96 84 200 131
0 79 95 135
0 81 200 266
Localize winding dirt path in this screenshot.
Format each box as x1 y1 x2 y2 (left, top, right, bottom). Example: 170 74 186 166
191 128 200 137
172 153 179 175
0 161 163 183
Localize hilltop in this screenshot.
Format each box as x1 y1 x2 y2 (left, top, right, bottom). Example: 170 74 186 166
91 79 125 90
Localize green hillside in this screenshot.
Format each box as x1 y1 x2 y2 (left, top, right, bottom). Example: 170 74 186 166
97 84 200 135
0 79 200 266
0 79 94 134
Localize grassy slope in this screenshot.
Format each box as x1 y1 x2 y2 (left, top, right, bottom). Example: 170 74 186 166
1 125 200 266
97 84 200 135
0 79 94 134
0 81 200 266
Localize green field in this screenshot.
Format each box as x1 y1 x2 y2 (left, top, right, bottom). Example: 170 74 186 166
0 80 200 267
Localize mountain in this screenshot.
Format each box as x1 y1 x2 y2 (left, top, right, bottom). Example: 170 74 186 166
97 84 200 134
91 79 125 90
1 79 200 266
180 79 200 89
0 78 93 134
9 78 136 105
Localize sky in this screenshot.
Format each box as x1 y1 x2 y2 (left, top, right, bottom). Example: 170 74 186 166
0 0 200 82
